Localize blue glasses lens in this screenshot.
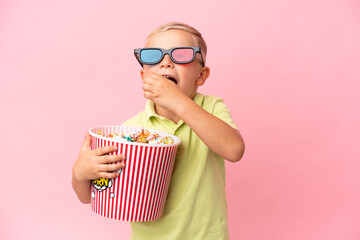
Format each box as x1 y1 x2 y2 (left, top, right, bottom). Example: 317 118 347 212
141 49 162 63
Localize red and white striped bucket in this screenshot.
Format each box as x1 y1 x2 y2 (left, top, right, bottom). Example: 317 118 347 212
88 126 180 222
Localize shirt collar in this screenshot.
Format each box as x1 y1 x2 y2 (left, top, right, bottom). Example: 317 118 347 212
144 100 157 119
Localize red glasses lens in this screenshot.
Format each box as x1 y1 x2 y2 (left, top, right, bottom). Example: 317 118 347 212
172 48 194 62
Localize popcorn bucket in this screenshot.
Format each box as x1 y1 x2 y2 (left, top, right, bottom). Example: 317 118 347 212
88 126 180 222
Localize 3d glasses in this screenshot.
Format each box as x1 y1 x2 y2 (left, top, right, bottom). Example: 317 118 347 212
134 47 204 67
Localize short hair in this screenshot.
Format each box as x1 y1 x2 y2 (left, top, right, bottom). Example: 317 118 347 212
146 22 207 65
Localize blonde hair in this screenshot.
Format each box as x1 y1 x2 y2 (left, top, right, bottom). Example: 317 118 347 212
146 22 207 65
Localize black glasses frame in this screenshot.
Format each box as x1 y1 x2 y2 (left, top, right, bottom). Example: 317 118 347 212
134 47 204 67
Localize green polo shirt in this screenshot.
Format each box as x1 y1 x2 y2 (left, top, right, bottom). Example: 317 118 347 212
122 93 238 240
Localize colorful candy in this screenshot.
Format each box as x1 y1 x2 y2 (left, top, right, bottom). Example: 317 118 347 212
96 128 174 144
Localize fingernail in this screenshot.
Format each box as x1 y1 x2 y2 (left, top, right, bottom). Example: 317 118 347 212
122 155 126 160
113 146 118 150
121 163 125 167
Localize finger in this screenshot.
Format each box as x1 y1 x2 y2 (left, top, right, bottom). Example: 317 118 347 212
100 154 126 164
142 83 153 92
142 76 156 85
147 72 163 79
143 73 163 83
98 171 120 179
94 145 118 156
144 90 153 99
101 162 126 172
81 132 92 151
144 73 171 87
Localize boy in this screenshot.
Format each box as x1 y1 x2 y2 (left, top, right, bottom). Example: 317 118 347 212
72 22 245 240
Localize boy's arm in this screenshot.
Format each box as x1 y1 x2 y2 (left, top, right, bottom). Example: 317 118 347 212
174 96 245 162
142 73 245 162
72 177 92 204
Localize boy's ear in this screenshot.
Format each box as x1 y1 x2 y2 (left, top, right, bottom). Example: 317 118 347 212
140 69 145 80
196 67 210 86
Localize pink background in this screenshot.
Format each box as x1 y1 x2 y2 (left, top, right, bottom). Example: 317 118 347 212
1 0 359 239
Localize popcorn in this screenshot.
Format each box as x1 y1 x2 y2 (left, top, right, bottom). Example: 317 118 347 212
97 128 175 145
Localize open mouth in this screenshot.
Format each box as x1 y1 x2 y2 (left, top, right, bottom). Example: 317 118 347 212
163 75 177 85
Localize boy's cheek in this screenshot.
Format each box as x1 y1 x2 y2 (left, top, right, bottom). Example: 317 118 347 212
142 65 156 73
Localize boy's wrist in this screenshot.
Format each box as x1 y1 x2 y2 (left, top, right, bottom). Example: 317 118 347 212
72 164 88 183
173 95 195 117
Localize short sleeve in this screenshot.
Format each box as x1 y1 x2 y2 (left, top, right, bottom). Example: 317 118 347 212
211 98 239 131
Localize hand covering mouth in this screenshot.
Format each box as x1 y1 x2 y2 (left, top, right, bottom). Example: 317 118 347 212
163 75 177 85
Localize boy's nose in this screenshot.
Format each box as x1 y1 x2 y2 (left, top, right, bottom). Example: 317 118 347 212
160 54 174 68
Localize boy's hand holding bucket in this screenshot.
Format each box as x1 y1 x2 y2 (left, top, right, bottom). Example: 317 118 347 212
72 132 126 203
74 132 126 181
